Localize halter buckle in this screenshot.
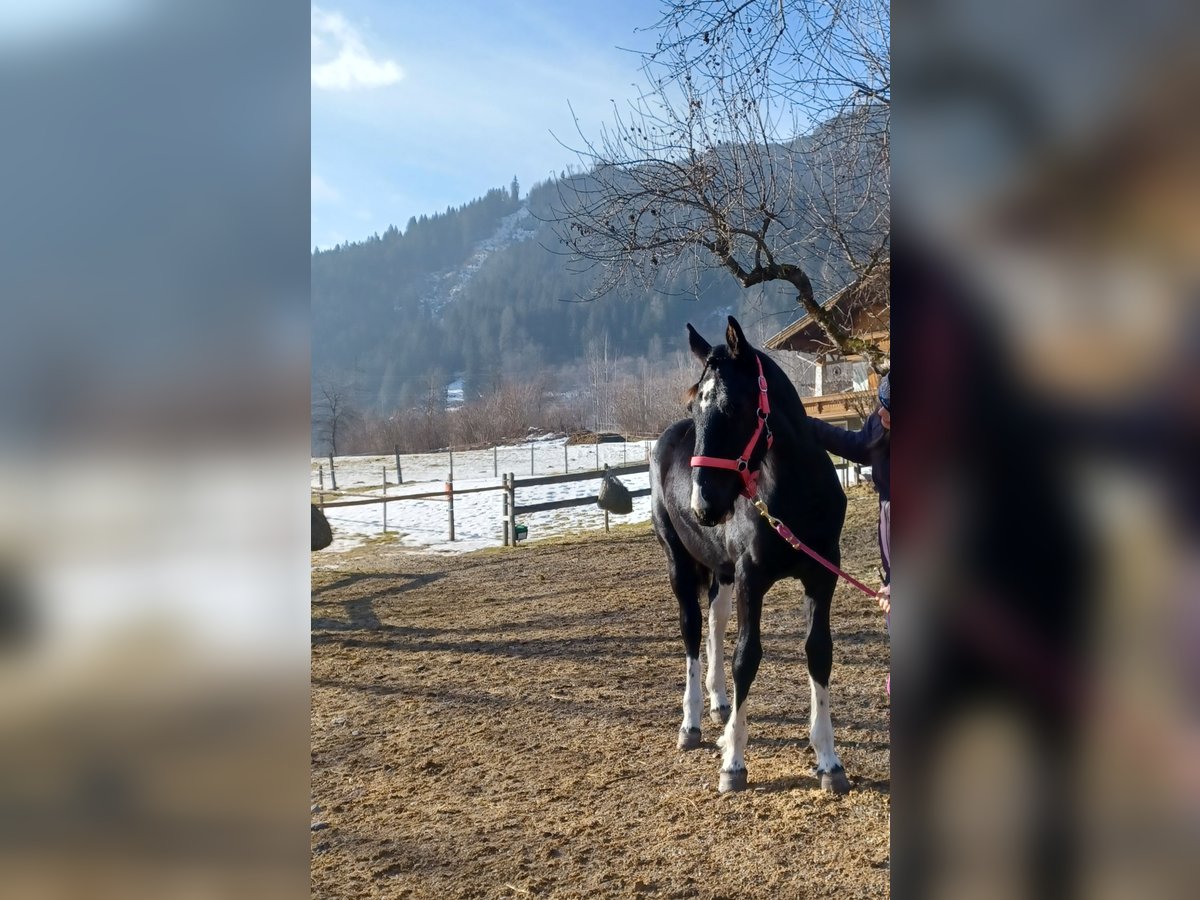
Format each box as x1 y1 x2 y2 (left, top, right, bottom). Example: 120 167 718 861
736 458 748 471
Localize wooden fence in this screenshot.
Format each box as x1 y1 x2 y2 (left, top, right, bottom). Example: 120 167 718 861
315 455 862 547
501 462 650 546
316 462 651 546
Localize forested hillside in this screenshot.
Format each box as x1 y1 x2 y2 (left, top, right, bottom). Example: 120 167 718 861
311 173 840 419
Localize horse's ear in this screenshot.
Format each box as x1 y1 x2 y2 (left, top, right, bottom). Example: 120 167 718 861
687 323 711 363
725 316 751 361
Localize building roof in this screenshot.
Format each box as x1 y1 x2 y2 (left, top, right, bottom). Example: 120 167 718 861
764 261 890 357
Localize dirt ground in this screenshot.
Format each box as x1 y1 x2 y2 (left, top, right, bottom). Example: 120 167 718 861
311 485 890 899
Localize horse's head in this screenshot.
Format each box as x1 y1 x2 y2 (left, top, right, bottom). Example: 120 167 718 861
684 316 772 526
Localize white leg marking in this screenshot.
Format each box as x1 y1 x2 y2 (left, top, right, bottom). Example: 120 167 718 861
705 582 732 714
717 699 749 772
809 677 842 773
682 656 703 732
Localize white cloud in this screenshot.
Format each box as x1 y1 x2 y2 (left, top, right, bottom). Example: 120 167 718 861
311 6 403 91
311 173 341 204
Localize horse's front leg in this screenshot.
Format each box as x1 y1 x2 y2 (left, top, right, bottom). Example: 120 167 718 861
671 562 707 751
805 588 850 794
705 578 733 724
716 567 764 792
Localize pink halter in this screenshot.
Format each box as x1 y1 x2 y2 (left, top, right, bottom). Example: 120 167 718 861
690 355 773 498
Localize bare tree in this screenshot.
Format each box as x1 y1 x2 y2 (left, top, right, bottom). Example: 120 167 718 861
551 0 889 368
612 357 695 436
312 378 362 456
585 333 616 431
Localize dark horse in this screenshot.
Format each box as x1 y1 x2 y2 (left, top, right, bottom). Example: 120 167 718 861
650 317 850 793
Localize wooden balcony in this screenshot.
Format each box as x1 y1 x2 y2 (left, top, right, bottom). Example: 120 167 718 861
800 388 877 424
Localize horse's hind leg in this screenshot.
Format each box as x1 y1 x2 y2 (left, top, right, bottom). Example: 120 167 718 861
805 586 850 794
665 541 708 750
705 577 733 724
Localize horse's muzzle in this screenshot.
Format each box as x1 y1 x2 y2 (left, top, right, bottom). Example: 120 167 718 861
690 481 733 527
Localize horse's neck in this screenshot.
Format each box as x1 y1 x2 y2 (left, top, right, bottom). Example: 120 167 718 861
759 359 811 450
766 416 816 463
761 369 827 471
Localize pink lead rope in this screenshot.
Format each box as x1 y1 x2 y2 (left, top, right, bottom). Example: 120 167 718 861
752 498 881 599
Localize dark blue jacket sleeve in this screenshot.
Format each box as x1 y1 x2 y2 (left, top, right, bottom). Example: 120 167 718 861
808 414 881 466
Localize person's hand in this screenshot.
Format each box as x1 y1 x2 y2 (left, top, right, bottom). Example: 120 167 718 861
877 583 890 615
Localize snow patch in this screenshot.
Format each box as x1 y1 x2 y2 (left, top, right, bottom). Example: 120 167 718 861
419 202 536 314
313 437 654 555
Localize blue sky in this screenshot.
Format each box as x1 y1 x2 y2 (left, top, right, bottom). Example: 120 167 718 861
311 1 660 250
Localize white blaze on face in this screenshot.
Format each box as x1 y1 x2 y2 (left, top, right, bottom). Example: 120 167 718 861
691 374 720 518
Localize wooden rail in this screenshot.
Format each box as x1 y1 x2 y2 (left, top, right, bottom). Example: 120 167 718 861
515 461 649 490
318 482 497 508
515 488 651 516
315 462 652 546
503 462 650 545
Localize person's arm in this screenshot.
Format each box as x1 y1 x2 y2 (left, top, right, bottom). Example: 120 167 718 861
808 414 879 466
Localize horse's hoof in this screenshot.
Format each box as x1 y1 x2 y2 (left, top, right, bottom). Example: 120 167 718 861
677 727 702 750
718 768 748 793
710 705 731 725
818 766 851 795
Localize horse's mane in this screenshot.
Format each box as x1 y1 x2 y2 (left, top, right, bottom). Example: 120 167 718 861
754 349 811 439
679 347 808 427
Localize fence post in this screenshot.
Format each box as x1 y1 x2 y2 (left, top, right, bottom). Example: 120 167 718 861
595 438 599 470
394 445 402 484
530 443 535 476
449 447 454 481
328 454 337 491
493 446 498 478
502 473 510 545
382 467 387 534
446 480 455 541
602 463 610 533
623 441 627 465
318 465 324 490
564 443 568 474
507 473 516 547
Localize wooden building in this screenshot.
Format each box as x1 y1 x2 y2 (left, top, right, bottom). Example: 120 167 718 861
765 262 889 429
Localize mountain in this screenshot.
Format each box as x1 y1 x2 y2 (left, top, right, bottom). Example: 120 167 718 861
311 113 885 417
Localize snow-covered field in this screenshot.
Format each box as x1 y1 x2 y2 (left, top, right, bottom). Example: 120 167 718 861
312 438 655 554
312 437 866 555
